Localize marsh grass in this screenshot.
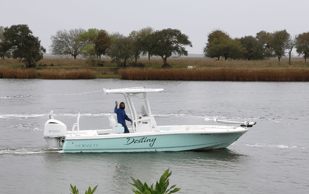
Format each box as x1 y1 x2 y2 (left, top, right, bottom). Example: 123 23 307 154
0 68 96 79
39 69 96 79
0 68 36 78
1 56 308 80
120 68 309 81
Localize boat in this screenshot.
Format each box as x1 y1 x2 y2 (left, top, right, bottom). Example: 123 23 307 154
43 87 256 153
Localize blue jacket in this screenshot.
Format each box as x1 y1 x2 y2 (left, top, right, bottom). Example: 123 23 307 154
114 106 132 125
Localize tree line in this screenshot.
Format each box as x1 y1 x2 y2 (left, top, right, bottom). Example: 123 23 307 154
204 29 309 63
0 25 308 69
49 27 192 67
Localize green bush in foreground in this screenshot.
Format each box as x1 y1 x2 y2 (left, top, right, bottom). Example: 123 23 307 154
70 184 97 194
130 169 181 194
69 169 180 194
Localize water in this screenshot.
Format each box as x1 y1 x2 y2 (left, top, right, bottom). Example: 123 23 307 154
0 79 308 194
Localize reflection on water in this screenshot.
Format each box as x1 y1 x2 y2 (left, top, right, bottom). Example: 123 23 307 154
42 149 247 193
44 148 245 164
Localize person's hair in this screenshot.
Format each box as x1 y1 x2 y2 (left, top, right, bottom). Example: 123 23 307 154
120 102 125 107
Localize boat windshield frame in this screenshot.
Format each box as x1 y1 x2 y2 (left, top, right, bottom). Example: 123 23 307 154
103 87 164 132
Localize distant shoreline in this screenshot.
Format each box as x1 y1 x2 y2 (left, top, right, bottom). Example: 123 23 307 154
1 68 309 81
0 57 308 81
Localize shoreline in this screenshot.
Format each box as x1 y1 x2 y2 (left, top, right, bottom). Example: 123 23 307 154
0 57 308 81
0 67 309 81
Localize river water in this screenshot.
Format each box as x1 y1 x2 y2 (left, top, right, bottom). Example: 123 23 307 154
0 79 308 194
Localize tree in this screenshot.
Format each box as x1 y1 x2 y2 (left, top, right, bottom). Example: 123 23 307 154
296 32 309 62
256 30 274 58
75 28 100 57
107 35 134 67
1 24 46 68
269 30 290 61
149 28 192 67
137 27 154 61
0 26 12 59
240 36 264 60
50 28 86 59
205 37 246 60
129 30 144 63
204 30 230 59
0 26 7 59
94 30 111 58
286 36 297 64
0 26 4 42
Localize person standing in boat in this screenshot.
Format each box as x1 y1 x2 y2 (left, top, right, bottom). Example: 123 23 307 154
114 101 132 133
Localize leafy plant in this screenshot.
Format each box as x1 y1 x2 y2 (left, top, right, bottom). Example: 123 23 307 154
130 169 181 194
70 184 98 194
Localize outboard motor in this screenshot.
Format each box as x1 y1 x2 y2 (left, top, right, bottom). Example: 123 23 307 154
44 117 67 150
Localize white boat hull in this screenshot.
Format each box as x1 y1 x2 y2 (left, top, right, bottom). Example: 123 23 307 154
59 125 248 153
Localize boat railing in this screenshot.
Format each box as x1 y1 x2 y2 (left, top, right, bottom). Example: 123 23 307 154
214 118 256 127
72 113 80 131
49 110 54 119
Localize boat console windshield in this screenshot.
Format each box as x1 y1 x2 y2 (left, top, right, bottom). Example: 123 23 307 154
103 87 164 133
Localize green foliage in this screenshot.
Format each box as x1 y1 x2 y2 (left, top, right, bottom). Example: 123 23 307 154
205 37 246 60
70 184 79 194
240 36 264 60
70 184 98 194
135 27 154 61
85 56 103 66
0 26 9 59
256 30 274 58
128 62 145 68
129 31 144 63
75 29 100 57
130 169 181 194
204 30 230 59
50 28 86 59
296 32 309 62
75 28 100 43
94 30 111 57
0 24 46 67
269 30 290 61
0 26 4 43
108 36 134 67
148 28 192 66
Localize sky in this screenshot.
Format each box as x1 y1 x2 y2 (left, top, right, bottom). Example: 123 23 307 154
1 0 308 54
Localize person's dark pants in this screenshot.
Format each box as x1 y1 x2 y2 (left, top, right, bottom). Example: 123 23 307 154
121 123 130 133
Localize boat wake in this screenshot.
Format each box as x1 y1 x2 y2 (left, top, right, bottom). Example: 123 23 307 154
0 90 103 100
0 147 62 155
0 113 277 123
245 143 306 149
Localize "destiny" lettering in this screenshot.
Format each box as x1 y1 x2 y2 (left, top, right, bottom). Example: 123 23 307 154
124 137 157 147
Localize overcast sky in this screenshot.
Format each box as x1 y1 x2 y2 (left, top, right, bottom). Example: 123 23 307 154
1 0 308 54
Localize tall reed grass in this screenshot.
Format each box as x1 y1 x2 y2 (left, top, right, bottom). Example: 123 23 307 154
120 68 309 81
0 68 36 78
39 69 96 79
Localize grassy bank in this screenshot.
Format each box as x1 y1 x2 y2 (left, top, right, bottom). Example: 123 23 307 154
120 68 309 81
0 56 308 80
0 68 97 79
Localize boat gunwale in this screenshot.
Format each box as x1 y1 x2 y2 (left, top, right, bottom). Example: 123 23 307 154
64 128 248 140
